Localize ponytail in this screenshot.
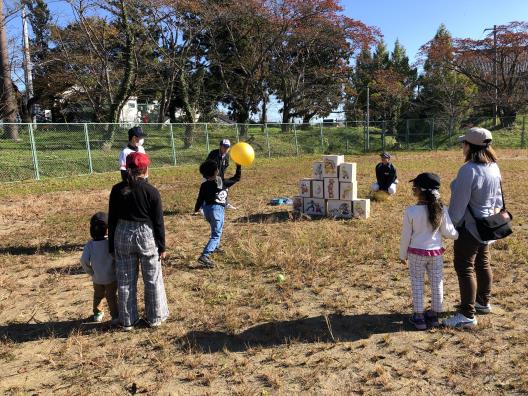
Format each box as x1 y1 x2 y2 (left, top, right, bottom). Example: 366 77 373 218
422 190 443 230
122 168 146 195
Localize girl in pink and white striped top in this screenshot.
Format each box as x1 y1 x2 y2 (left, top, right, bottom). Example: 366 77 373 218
400 172 459 330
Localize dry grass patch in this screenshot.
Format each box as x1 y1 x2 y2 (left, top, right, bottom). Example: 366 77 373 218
0 150 527 394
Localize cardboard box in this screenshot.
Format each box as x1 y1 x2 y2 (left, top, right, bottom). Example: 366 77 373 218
352 199 371 219
312 180 324 198
292 196 303 213
327 200 353 219
323 155 344 178
304 198 326 216
312 161 324 180
339 162 357 182
324 177 339 200
340 182 358 201
299 179 312 197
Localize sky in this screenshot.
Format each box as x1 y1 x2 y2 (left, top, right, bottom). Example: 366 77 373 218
7 0 528 122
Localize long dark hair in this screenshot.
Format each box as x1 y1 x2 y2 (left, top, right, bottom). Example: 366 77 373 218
419 188 444 230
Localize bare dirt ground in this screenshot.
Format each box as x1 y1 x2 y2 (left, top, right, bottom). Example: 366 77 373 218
1 150 527 395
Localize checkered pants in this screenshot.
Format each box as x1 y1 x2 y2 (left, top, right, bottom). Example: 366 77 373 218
408 253 444 314
114 220 169 326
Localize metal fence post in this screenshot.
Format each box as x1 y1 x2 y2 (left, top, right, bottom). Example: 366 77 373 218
521 116 526 149
406 119 410 149
83 123 94 174
235 123 240 142
293 123 299 156
169 123 177 165
265 123 271 158
205 123 210 153
320 122 324 152
28 123 40 180
430 118 435 150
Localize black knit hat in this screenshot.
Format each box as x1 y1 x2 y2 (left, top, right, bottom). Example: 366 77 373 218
409 172 441 190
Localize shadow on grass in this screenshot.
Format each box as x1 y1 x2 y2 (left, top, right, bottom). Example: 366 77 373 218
0 319 112 343
46 264 85 276
0 243 84 256
233 211 325 224
176 313 408 353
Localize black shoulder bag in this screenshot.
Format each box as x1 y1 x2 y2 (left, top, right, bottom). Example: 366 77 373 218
467 181 513 241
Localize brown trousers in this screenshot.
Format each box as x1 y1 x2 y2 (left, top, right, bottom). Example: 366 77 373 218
93 281 118 319
453 228 492 319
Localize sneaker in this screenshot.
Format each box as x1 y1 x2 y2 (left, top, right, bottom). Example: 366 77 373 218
93 312 104 322
197 255 215 268
111 317 121 326
475 302 492 314
409 313 427 330
442 312 477 329
122 324 134 332
148 318 167 328
425 311 440 328
214 247 226 255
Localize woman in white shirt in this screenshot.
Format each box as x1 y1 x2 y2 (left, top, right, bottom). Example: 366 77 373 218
400 172 459 330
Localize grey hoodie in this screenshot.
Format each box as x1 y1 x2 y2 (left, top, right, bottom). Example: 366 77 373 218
80 239 116 284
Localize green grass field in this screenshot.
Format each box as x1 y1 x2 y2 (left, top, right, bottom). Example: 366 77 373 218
1 118 526 182
0 150 527 394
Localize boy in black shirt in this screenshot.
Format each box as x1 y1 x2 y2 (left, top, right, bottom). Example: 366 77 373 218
371 152 398 194
194 160 242 267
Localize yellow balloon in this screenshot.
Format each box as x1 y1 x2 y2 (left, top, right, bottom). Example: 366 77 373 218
229 142 255 166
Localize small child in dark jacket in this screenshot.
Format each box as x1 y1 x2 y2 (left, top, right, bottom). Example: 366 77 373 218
80 212 119 324
194 160 242 268
372 152 398 194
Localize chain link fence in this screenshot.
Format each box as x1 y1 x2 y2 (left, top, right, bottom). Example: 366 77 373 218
1 116 526 182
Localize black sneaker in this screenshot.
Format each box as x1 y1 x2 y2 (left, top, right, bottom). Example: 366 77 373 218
409 313 427 330
425 311 440 327
197 255 215 268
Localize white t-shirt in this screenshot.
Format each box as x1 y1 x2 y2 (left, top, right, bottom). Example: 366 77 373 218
119 145 146 170
399 205 459 260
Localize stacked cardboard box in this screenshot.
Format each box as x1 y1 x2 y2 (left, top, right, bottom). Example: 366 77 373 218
293 155 370 219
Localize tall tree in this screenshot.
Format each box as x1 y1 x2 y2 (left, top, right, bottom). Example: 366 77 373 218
0 0 18 139
270 0 378 130
450 22 528 125
203 0 281 133
418 24 477 136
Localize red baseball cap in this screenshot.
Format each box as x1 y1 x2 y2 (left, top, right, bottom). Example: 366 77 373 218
126 152 151 170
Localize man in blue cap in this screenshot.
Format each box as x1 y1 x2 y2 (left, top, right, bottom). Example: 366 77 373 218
371 152 398 195
119 126 146 181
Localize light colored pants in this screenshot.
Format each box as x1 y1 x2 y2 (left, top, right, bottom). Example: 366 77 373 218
115 220 169 327
408 253 444 314
371 182 397 195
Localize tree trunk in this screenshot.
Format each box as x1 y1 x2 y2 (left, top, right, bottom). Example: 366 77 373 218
183 123 194 149
281 108 291 133
260 89 268 133
105 0 136 141
0 0 19 139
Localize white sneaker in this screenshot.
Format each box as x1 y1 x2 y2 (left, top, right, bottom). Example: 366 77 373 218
475 302 492 314
442 312 477 329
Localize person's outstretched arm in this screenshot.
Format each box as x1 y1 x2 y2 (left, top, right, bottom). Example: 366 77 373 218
223 165 242 188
